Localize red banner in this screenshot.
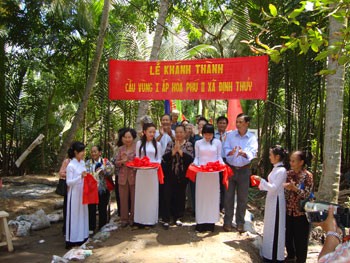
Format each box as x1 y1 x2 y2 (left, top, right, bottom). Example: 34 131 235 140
109 56 268 100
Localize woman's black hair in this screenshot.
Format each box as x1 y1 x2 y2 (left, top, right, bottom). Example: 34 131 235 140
175 124 186 132
270 145 289 168
198 117 208 124
91 145 102 152
67 141 85 159
139 123 158 158
292 150 307 168
202 124 215 144
117 128 137 147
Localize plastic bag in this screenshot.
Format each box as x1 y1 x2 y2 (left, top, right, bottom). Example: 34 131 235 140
100 222 118 232
8 220 31 237
51 255 68 263
63 248 92 260
28 209 51 230
92 231 110 242
47 213 61 223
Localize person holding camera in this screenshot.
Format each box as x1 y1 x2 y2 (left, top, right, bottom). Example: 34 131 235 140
283 151 313 263
317 206 350 262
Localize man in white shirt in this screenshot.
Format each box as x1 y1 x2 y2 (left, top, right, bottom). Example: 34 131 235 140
155 114 175 156
170 110 180 130
223 113 258 233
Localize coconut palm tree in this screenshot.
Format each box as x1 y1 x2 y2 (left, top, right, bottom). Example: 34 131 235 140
57 0 111 167
317 5 346 202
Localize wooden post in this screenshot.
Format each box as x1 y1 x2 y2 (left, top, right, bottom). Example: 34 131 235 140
15 134 45 168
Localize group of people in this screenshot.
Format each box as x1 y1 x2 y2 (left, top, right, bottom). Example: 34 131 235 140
58 110 347 263
58 143 114 248
251 147 313 262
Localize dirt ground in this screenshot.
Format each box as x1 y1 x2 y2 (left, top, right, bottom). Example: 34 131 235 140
0 175 322 263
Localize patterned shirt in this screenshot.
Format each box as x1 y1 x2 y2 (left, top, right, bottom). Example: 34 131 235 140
164 140 194 181
319 241 350 263
85 157 114 192
285 169 313 216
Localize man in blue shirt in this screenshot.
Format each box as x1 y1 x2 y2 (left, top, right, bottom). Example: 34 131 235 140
223 113 258 232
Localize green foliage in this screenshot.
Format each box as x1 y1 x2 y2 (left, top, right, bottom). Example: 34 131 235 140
245 0 350 70
1 0 350 183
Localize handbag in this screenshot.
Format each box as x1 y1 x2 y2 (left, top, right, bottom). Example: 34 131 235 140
55 178 67 196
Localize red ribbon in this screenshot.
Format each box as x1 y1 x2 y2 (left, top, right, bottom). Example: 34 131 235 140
126 156 164 184
186 161 233 190
83 173 99 204
250 175 260 187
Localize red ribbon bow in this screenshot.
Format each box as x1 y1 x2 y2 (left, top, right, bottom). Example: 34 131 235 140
186 162 233 190
126 156 164 184
199 161 224 172
128 156 151 167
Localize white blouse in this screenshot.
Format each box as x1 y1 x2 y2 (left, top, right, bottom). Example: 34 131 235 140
259 161 287 195
193 138 224 165
136 140 162 163
66 158 86 187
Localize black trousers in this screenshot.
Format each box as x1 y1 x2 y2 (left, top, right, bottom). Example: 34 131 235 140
88 203 96 231
285 214 311 263
114 175 121 216
219 172 225 211
88 190 111 231
162 179 188 223
98 190 110 229
159 163 166 220
62 193 67 234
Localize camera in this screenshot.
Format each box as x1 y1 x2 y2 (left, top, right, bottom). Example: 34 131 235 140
303 201 350 228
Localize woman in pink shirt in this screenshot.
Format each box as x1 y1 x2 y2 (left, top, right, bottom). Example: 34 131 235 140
115 128 137 227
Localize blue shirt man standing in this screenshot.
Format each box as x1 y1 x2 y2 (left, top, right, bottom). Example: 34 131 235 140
223 113 258 232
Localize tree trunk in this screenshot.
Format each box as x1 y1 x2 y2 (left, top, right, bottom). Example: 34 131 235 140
56 0 110 168
284 56 292 151
317 10 346 202
135 0 170 132
0 36 7 176
312 77 325 178
345 91 350 169
41 87 55 171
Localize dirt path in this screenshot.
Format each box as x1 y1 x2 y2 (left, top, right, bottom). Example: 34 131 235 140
85 223 261 263
0 175 322 262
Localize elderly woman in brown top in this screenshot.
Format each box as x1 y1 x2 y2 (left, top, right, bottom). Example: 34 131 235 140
284 151 313 263
115 128 137 227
